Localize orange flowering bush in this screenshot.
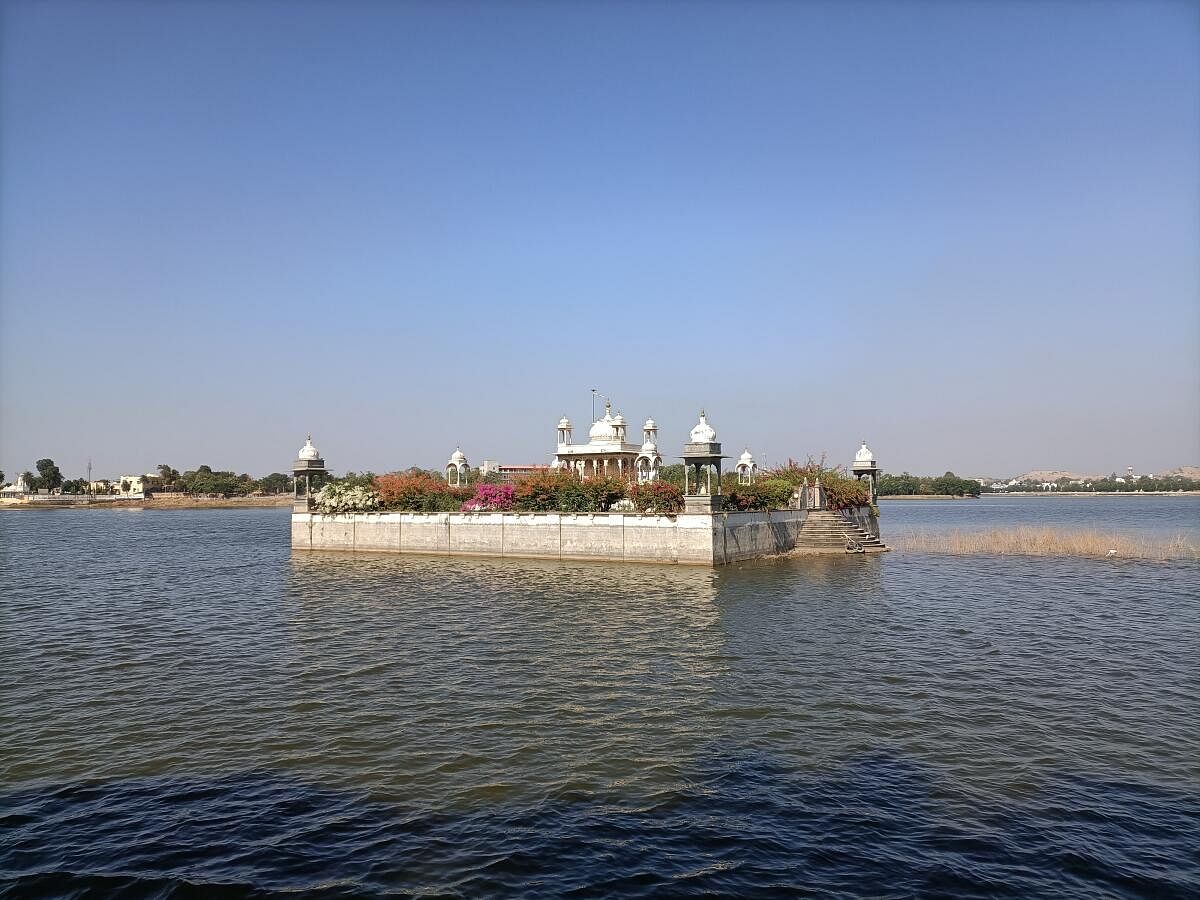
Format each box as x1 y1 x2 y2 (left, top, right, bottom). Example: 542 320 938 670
373 471 469 511
512 470 587 512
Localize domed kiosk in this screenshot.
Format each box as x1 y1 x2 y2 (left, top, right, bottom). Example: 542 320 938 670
736 449 758 485
293 435 326 512
852 441 879 502
681 410 727 512
446 447 469 487
634 418 662 484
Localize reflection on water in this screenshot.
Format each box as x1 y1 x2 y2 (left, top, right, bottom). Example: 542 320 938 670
1 508 1197 896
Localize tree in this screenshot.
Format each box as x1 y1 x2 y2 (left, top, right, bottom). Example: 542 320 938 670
157 464 181 490
0 469 5 485
178 465 255 497
258 473 292 495
657 464 686 490
879 472 920 496
35 458 63 491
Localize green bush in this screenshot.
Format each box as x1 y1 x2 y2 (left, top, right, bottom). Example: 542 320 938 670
582 476 627 512
722 479 797 511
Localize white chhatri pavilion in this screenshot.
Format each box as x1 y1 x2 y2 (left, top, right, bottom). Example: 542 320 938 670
293 434 326 511
446 447 469 486
681 410 727 512
736 449 758 484
635 418 662 483
852 441 879 501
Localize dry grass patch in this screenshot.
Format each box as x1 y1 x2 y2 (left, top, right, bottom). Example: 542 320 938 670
894 527 1198 561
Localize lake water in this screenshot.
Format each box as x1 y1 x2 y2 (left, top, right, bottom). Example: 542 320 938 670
882 493 1200 539
2 500 1198 897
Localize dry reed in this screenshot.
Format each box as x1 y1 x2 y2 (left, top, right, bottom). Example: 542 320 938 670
893 527 1198 561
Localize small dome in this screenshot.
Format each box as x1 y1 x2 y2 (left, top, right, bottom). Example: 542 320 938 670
689 410 717 443
298 435 320 460
643 418 657 430
612 412 627 426
738 448 756 465
855 441 875 463
641 438 658 453
557 416 572 429
449 446 467 464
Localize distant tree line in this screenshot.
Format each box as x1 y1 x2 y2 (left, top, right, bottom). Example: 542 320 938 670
998 474 1200 493
151 464 294 496
878 472 982 497
4 458 296 497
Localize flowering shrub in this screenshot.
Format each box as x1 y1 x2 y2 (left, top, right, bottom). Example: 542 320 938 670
629 480 684 515
461 483 514 511
374 471 469 511
764 456 870 510
313 482 381 514
509 471 630 513
822 478 871 511
513 470 587 512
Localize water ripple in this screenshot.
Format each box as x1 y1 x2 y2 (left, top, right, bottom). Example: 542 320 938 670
1 508 1198 897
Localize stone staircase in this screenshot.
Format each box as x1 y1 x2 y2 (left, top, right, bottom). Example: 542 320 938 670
795 509 889 553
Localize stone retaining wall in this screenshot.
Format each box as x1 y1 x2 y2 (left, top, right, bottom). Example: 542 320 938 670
292 509 820 566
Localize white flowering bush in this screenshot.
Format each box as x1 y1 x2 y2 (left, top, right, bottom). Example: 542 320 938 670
313 482 381 514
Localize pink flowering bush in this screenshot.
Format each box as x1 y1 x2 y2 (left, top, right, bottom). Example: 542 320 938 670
461 483 515 512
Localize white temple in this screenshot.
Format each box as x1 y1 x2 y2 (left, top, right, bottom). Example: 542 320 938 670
0 473 29 495
551 400 661 482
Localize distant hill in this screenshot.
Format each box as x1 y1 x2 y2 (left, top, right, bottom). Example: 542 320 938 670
1161 465 1200 478
1005 466 1199 482
1013 470 1097 483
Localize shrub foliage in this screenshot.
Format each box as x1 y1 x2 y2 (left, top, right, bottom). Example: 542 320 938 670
629 480 684 514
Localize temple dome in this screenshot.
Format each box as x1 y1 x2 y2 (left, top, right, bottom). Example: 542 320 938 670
612 412 627 426
449 447 467 464
855 442 875 463
588 403 617 441
689 411 716 443
641 438 658 453
738 448 755 465
298 435 321 460
557 416 572 430
643 418 657 431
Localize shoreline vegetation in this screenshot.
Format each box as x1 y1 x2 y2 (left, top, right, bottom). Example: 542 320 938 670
894 527 1198 561
0 495 293 510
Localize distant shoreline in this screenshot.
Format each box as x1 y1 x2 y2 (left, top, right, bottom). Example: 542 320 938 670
0 495 293 511
881 492 1200 501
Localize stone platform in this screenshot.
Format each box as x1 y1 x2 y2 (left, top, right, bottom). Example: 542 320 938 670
293 507 883 566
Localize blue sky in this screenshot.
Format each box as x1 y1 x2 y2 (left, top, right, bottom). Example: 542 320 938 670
2 0 1197 479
